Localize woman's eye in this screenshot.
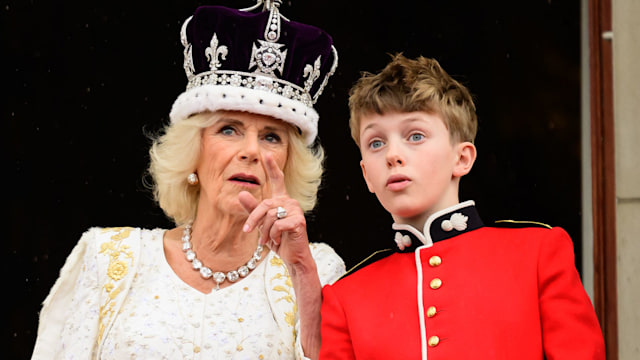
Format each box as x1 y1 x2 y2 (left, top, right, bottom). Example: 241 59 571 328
220 126 236 136
409 133 424 142
369 140 384 149
264 133 282 143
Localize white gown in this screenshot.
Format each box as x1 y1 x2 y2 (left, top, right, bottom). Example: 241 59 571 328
32 227 346 360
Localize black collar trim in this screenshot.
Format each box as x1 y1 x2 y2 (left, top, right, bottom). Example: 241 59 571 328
391 201 484 253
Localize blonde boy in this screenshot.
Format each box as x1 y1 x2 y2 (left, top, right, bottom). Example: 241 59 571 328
319 54 604 360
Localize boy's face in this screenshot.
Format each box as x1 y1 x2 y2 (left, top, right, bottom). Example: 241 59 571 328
358 111 473 228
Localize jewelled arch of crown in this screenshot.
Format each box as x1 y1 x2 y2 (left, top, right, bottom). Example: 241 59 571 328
179 0 338 108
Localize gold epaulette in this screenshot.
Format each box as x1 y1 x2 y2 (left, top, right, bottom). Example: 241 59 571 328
338 248 394 281
494 220 552 229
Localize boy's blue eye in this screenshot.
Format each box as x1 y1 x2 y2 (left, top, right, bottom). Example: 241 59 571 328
369 140 383 149
409 133 424 141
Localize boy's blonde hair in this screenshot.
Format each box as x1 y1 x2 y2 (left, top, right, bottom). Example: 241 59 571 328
349 53 478 146
147 111 324 225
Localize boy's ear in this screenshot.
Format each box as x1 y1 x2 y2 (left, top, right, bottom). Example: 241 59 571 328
452 141 477 177
360 160 375 193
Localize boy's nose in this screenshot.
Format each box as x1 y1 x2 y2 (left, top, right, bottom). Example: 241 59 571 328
386 155 404 167
386 143 405 167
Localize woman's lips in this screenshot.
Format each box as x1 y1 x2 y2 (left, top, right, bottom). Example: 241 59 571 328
228 173 260 187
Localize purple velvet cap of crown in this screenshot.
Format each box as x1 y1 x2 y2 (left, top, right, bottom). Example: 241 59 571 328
169 5 338 145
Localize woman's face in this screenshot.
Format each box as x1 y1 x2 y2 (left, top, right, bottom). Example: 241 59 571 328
195 111 290 217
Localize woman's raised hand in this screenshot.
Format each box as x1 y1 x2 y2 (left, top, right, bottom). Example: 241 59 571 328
239 154 311 266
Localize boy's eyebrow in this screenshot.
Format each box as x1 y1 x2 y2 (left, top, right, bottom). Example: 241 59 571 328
402 116 430 124
361 116 430 133
361 123 378 133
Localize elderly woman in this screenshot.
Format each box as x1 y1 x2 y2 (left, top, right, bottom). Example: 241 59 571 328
31 2 345 359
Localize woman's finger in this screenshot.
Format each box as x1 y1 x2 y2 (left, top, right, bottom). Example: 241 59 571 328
263 153 287 197
259 206 279 245
242 198 274 233
243 154 287 233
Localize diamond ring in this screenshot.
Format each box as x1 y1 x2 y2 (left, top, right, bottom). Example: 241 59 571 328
276 206 287 219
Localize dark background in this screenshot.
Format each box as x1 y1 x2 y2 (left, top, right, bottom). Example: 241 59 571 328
3 0 581 357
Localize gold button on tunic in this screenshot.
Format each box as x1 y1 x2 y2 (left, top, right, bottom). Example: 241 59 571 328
430 278 442 289
428 336 440 347
426 306 437 318
428 256 442 267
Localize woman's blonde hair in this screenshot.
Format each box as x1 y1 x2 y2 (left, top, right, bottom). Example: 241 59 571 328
147 111 324 225
349 53 478 147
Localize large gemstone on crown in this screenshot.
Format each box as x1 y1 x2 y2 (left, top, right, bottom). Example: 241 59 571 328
250 40 287 76
262 51 277 66
255 76 274 91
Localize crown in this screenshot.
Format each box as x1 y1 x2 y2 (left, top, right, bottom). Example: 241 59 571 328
169 1 339 145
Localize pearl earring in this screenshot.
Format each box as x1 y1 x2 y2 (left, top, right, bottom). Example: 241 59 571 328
187 173 199 185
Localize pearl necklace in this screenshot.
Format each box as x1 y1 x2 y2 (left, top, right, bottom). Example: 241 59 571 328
182 224 264 289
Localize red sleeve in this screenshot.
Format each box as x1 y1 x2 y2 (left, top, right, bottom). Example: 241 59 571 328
319 283 356 360
538 227 606 360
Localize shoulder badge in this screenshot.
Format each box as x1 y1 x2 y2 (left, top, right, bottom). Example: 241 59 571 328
337 248 394 281
494 220 552 229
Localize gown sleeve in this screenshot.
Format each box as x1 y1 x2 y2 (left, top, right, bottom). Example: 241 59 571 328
32 228 103 360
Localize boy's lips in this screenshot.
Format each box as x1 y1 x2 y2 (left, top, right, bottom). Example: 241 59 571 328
386 174 411 191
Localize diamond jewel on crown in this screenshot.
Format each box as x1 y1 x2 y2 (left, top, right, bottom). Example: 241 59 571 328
254 75 275 91
205 33 228 70
181 17 195 78
249 5 286 76
250 40 287 76
303 56 322 92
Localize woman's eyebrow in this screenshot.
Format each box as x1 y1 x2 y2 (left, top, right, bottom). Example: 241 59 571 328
216 117 244 126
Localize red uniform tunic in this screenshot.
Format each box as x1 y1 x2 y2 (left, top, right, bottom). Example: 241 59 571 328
320 201 605 360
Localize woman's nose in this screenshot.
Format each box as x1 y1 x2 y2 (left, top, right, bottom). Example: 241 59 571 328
239 135 260 162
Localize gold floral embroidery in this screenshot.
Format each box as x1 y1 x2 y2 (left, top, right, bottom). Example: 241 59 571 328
284 310 296 328
269 255 297 344
97 227 135 346
107 260 128 281
104 283 114 293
